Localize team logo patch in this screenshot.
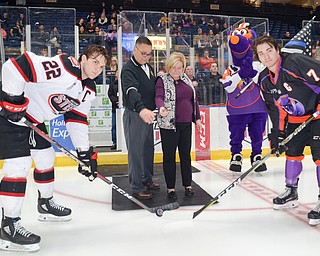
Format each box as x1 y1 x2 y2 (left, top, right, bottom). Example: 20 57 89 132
48 94 80 114
68 56 80 68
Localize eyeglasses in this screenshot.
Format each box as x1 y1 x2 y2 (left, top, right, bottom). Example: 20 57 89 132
136 46 152 57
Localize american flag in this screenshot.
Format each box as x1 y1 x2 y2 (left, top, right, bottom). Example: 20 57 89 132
281 16 315 56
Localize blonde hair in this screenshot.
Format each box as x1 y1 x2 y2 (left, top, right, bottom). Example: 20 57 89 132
165 52 186 72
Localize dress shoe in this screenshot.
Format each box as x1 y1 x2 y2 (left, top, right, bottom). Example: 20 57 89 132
132 191 153 200
167 191 177 200
185 187 194 197
145 182 160 190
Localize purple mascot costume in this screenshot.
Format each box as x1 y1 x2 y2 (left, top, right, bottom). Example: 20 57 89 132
221 23 268 172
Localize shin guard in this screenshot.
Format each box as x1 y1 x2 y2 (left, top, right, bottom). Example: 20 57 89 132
285 159 303 187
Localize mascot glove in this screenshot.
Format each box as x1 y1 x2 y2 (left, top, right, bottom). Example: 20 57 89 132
238 56 258 79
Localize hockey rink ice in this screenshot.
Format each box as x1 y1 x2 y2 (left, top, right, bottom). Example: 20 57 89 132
1 155 320 256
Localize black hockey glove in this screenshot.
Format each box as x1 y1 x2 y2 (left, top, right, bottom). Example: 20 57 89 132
77 146 98 179
0 92 29 122
268 128 287 157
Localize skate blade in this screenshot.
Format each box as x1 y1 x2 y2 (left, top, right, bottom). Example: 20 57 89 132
309 219 320 226
273 200 299 210
0 239 40 252
38 213 72 222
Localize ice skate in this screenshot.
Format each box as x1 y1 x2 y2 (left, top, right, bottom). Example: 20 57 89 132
229 154 243 172
273 186 299 210
308 201 320 226
0 216 41 252
251 154 267 173
38 191 72 222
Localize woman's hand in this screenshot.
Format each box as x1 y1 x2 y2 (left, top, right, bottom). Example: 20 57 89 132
159 106 169 117
196 119 202 132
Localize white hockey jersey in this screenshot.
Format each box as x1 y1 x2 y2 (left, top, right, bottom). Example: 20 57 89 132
1 51 96 150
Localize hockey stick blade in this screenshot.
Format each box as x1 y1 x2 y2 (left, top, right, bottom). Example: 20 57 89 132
192 153 270 219
150 202 180 217
192 110 320 219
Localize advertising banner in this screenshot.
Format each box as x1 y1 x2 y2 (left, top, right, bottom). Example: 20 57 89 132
195 106 211 160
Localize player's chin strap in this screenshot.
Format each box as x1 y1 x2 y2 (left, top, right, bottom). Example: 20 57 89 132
21 117 96 181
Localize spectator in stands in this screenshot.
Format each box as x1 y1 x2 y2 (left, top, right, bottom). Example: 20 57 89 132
208 18 215 28
203 62 225 104
213 22 221 35
109 12 117 25
86 11 96 23
90 26 105 45
0 12 9 33
105 30 117 53
33 23 49 45
199 49 216 71
181 13 191 28
107 18 117 32
312 40 320 61
49 25 61 48
208 29 215 41
157 19 166 34
1 28 7 40
122 21 133 33
10 21 23 40
76 18 86 30
199 17 208 31
79 26 89 43
56 48 63 55
108 70 119 150
86 18 97 34
282 31 291 44
109 56 118 71
193 27 203 47
18 13 26 28
185 65 204 104
100 1 107 14
40 45 48 56
97 11 108 31
175 26 188 46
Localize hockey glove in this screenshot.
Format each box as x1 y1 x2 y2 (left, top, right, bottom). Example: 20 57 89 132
238 56 257 79
77 146 98 179
268 129 287 157
0 92 29 122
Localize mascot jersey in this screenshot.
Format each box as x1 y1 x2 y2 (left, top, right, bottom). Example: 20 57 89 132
222 23 267 116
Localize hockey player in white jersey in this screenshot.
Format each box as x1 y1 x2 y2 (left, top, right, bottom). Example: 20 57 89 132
0 44 109 252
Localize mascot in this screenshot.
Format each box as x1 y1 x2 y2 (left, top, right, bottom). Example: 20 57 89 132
221 23 268 172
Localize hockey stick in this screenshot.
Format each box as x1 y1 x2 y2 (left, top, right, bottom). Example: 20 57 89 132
22 118 179 217
235 79 253 99
192 110 320 219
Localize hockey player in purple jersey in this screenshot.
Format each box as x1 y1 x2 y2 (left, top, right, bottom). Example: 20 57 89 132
221 23 268 173
0 45 109 251
253 19 320 225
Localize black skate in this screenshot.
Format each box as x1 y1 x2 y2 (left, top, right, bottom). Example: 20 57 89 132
273 186 299 210
308 202 320 226
0 216 41 252
251 154 267 173
229 154 242 172
38 191 72 222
